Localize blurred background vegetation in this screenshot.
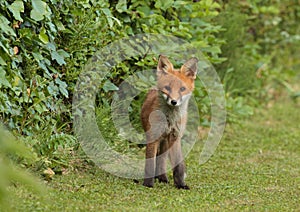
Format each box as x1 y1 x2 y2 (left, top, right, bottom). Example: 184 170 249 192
0 125 44 209
0 0 299 201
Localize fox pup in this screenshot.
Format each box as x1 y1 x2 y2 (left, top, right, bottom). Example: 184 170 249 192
141 55 198 189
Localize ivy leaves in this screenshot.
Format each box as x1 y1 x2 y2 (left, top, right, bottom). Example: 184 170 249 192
154 0 174 11
6 0 52 22
0 15 16 37
0 0 225 136
8 0 24 21
0 0 71 135
30 0 52 21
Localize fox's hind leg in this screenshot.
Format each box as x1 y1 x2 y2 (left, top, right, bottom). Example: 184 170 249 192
168 136 189 190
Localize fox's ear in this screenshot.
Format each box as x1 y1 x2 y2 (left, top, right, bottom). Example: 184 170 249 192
181 57 198 79
157 55 173 75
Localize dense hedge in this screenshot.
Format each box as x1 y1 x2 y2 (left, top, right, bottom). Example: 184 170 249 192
0 0 224 137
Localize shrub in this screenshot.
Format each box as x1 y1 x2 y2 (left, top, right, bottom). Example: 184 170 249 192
0 0 224 136
216 0 300 99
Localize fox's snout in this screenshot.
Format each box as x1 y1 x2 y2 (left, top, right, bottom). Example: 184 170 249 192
162 92 192 107
162 92 181 106
170 99 177 106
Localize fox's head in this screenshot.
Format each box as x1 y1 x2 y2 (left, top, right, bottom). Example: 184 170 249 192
156 55 198 107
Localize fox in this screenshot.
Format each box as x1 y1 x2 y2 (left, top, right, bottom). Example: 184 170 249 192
141 55 198 189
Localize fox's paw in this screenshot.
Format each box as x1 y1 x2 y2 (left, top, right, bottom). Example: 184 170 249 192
143 179 154 188
158 178 169 184
175 184 190 190
156 174 169 184
143 182 154 188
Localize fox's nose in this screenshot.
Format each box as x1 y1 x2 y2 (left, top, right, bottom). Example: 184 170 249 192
170 100 177 106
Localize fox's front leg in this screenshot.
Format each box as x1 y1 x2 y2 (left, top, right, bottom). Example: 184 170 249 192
169 136 189 190
155 140 169 183
143 141 159 188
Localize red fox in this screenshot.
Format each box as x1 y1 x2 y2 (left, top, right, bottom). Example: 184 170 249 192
141 55 198 189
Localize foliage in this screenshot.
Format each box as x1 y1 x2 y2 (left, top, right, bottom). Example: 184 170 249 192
214 0 300 120
0 0 71 136
0 0 225 160
216 0 300 95
0 125 44 209
0 0 223 131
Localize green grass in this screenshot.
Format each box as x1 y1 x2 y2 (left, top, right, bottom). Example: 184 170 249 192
6 99 300 211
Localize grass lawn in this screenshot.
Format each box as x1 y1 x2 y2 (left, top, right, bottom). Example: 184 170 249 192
6 99 300 211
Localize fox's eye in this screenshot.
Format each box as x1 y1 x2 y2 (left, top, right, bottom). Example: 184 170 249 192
180 87 186 92
164 85 171 91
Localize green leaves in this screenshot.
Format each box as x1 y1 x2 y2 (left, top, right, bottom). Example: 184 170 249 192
0 15 16 36
101 8 121 28
30 0 52 21
8 1 24 21
116 0 127 13
51 49 69 66
154 0 174 11
103 80 119 92
0 0 228 138
0 0 72 136
0 126 45 207
38 27 49 44
0 68 11 88
55 78 68 98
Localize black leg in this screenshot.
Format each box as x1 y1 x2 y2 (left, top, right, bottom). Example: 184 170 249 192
168 138 189 189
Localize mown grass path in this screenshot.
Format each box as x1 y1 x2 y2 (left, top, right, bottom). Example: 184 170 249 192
10 99 300 211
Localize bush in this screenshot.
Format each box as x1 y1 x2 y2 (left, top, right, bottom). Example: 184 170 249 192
0 0 70 135
216 0 300 99
0 0 224 136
